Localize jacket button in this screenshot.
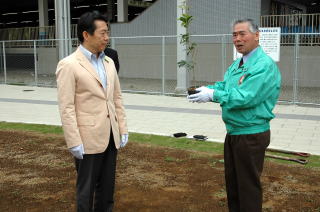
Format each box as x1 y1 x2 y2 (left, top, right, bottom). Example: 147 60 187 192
107 115 110 118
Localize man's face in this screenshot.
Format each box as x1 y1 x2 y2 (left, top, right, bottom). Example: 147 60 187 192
85 20 109 53
232 22 259 55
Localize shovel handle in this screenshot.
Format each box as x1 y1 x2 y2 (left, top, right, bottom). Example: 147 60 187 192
289 158 308 165
265 154 308 165
267 148 310 157
294 152 310 157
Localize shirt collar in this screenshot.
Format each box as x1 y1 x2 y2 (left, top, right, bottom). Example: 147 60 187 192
79 44 105 61
243 46 259 64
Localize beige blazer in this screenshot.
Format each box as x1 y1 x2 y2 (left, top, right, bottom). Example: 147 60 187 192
56 47 128 154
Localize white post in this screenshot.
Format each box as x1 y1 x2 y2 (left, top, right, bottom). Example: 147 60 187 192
117 0 128 22
162 36 165 94
33 40 38 85
64 0 72 55
293 34 299 104
38 0 49 38
176 0 188 94
55 0 72 60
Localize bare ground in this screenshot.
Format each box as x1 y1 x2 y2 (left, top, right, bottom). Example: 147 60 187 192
0 130 319 211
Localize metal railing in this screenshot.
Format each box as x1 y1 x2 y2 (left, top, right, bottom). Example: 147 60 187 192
261 13 320 45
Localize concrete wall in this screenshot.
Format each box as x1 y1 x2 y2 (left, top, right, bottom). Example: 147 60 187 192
37 48 59 75
278 46 320 87
189 0 261 35
112 0 176 36
112 0 261 37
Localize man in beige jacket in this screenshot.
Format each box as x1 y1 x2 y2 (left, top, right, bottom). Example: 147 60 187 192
56 11 128 212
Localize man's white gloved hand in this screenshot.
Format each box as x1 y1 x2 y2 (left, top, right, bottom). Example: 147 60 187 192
187 86 214 103
69 144 85 159
120 134 129 148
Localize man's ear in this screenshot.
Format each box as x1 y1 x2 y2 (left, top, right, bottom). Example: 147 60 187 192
255 31 259 42
82 31 89 41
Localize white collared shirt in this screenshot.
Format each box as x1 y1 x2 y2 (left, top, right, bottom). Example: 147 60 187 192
79 45 107 88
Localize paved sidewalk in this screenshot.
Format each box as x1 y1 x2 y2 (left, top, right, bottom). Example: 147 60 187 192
0 84 320 155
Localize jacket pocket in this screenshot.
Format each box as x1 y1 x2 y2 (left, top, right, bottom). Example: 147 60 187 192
77 115 95 126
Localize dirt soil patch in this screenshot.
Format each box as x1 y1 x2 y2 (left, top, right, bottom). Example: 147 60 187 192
0 130 319 211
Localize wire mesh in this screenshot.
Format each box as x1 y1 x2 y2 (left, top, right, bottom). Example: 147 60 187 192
35 39 59 87
0 34 319 105
0 42 4 83
3 40 36 85
115 36 164 94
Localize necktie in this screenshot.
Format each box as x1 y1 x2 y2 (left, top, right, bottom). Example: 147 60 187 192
239 58 243 67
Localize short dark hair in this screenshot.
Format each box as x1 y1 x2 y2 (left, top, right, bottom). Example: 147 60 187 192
77 11 108 43
232 19 259 33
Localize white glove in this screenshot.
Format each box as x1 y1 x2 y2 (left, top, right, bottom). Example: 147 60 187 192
69 144 85 159
187 86 214 103
120 134 129 148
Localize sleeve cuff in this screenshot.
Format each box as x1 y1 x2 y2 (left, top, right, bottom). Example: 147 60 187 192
213 89 228 105
213 89 221 103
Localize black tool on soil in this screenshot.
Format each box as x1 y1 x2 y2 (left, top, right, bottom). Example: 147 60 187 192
173 132 187 138
193 135 207 141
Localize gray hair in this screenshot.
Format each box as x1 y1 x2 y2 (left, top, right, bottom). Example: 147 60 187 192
232 19 259 33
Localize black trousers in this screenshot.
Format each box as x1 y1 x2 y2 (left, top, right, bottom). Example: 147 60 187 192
75 132 117 212
224 130 270 212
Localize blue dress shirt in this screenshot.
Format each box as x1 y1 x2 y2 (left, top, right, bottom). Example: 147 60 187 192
243 46 259 64
79 45 107 88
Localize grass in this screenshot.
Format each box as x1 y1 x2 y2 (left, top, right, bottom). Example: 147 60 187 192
0 121 63 134
130 133 224 155
1 121 320 168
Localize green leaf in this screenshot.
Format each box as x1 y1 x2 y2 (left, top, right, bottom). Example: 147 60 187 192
179 14 193 27
180 33 190 44
187 43 197 52
177 60 187 67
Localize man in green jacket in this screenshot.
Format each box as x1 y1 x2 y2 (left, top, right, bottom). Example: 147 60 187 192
188 19 281 211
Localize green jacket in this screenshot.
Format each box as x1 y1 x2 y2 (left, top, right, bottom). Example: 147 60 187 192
208 46 281 135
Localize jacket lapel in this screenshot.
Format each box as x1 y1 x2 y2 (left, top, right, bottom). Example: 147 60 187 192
75 48 103 86
103 56 113 99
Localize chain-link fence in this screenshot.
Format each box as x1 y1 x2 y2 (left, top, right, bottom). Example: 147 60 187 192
0 34 320 105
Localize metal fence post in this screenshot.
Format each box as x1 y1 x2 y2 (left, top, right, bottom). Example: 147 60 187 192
33 40 38 86
221 35 226 79
2 42 7 84
293 33 299 104
161 36 166 95
111 37 115 49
